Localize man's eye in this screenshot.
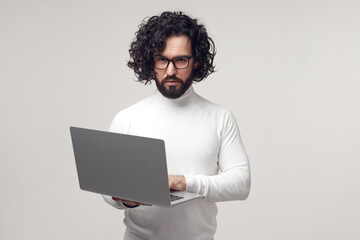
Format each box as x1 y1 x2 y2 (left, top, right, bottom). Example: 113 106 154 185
175 58 187 62
156 58 168 62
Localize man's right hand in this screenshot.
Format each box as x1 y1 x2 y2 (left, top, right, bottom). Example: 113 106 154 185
112 197 151 207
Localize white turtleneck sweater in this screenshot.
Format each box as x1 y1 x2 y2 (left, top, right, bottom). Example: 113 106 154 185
103 86 250 240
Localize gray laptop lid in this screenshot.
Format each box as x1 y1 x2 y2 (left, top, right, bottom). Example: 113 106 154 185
70 126 173 207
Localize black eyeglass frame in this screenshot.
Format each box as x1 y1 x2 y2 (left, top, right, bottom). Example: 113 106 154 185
153 55 193 70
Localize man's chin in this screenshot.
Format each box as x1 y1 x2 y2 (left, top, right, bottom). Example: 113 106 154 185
155 77 193 99
160 86 184 99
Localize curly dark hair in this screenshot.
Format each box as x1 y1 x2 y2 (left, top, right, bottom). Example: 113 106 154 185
127 11 216 84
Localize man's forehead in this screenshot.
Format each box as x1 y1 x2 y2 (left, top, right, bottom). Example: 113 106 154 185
155 35 192 56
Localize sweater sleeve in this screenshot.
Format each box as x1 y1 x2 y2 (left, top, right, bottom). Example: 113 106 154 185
185 110 251 202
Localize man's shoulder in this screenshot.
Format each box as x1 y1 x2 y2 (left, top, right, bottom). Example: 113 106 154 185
117 95 153 114
111 95 153 121
195 94 234 116
109 95 154 132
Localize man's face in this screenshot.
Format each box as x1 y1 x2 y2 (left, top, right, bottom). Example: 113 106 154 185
154 35 194 99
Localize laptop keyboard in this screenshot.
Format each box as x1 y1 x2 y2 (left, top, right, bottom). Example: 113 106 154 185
170 194 184 202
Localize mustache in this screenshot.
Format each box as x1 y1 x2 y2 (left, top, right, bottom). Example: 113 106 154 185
164 76 183 82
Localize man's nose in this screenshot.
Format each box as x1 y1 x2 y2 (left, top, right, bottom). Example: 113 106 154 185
166 61 177 76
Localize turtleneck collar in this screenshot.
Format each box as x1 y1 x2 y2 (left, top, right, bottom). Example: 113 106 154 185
154 86 197 107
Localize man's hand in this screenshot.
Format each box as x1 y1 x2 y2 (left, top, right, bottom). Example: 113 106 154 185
112 197 151 207
168 175 186 191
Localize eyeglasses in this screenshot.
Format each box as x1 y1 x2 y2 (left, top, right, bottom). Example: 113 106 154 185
154 55 193 70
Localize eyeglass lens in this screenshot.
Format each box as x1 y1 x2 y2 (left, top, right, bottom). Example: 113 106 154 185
154 56 191 69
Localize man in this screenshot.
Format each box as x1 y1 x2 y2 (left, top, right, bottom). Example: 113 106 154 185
103 11 250 240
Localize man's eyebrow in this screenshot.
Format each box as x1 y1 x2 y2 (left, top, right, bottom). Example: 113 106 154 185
154 54 165 58
175 55 192 58
154 54 191 58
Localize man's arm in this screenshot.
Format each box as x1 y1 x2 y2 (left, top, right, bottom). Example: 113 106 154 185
185 109 251 202
185 165 250 201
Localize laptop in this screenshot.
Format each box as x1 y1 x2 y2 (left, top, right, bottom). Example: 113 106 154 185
70 126 203 207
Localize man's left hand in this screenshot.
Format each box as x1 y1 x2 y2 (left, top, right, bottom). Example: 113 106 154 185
168 175 186 191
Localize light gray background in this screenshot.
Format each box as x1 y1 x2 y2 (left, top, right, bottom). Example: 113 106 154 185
1 0 359 239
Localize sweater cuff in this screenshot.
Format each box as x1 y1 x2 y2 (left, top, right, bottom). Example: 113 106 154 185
184 175 200 194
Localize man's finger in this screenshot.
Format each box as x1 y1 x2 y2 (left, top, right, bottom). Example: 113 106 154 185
112 197 151 206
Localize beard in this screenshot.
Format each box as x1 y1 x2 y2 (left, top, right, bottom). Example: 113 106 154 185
155 75 193 99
